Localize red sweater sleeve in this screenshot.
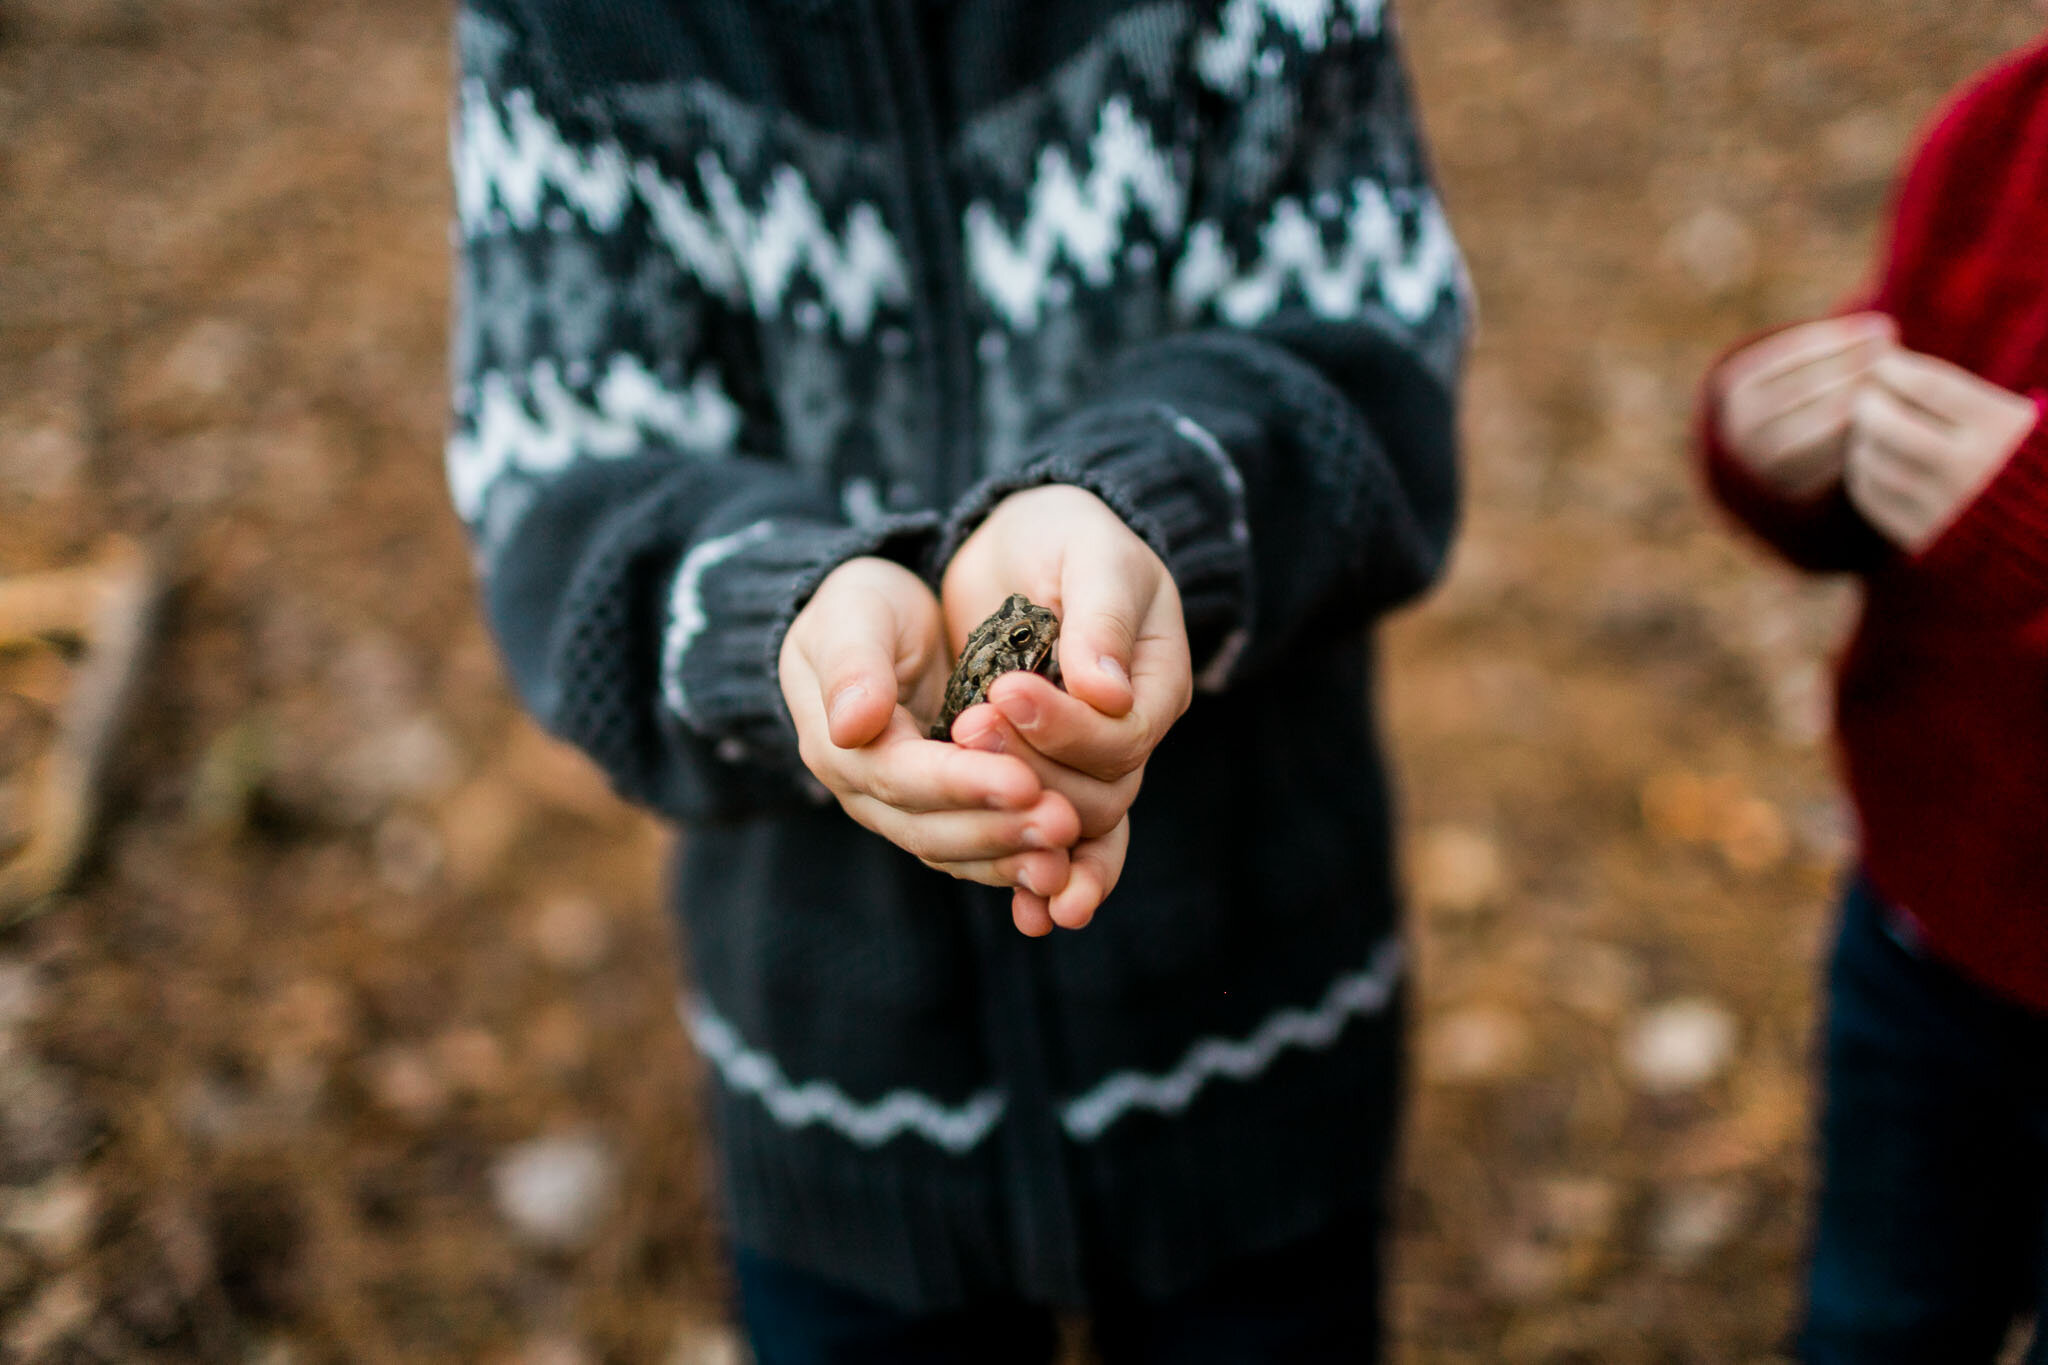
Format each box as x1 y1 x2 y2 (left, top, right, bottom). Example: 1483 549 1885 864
1902 398 2048 620
1862 38 2045 321
1863 43 2048 620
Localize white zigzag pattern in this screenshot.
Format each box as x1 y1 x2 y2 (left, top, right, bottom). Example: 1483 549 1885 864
446 354 742 523
1059 937 1403 1142
1173 184 1461 328
661 519 778 723
455 83 634 234
685 1000 1008 1154
699 158 908 340
455 80 908 340
965 96 1186 331
455 79 1455 345
965 94 1458 337
1197 0 1386 93
630 159 741 299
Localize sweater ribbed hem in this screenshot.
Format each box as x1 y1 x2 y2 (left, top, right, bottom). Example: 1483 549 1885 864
934 403 1253 678
1908 400 2048 619
1069 982 1403 1301
707 978 1404 1313
663 511 941 765
711 1081 1018 1313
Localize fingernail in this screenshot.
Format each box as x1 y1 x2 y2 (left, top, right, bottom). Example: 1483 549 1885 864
1003 694 1041 730
828 683 867 726
962 727 1004 754
1022 825 1049 850
1098 655 1128 688
1020 864 1049 896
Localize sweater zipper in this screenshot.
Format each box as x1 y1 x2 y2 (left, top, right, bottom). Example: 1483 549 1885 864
857 0 1086 1304
864 0 978 505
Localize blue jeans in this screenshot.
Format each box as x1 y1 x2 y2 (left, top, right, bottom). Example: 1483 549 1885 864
1802 878 2048 1364
734 1207 1383 1364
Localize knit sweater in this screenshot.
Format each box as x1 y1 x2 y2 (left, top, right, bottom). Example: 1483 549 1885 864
1699 35 2048 1013
448 0 1467 1309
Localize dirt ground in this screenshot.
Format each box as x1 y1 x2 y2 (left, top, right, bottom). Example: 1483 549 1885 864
0 0 2039 1360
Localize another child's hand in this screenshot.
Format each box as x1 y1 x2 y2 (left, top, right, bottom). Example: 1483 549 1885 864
779 556 1081 895
1844 348 2040 553
941 485 1194 937
1717 313 1898 497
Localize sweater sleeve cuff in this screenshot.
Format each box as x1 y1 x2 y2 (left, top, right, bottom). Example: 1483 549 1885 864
1907 397 2048 615
934 401 1255 687
660 511 942 767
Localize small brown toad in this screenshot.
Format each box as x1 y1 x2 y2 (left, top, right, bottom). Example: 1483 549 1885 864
929 594 1062 740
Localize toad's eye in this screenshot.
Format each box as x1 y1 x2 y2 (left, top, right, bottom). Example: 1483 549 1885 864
1006 625 1035 649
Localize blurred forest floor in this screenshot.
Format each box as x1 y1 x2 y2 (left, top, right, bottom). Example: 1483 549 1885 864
0 0 2038 1360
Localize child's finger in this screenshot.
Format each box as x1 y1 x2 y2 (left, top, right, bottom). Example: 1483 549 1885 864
839 789 1081 875
1871 348 1993 428
1746 369 1862 454
800 592 911 749
1047 817 1129 930
949 705 1142 839
1054 537 1161 719
833 719 1043 813
989 671 1155 783
1734 314 1895 393
1843 438 1930 545
841 789 1077 865
989 614 1189 785
1011 889 1057 937
1853 385 1954 474
923 849 1073 897
1737 373 1863 494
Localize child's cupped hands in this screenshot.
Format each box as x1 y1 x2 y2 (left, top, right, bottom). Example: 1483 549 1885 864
1719 311 2042 553
940 484 1194 937
780 555 1082 899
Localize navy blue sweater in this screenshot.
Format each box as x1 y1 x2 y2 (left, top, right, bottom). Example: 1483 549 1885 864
449 0 1466 1310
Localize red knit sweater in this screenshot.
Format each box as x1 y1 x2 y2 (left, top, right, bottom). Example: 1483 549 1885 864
1700 36 2048 1012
